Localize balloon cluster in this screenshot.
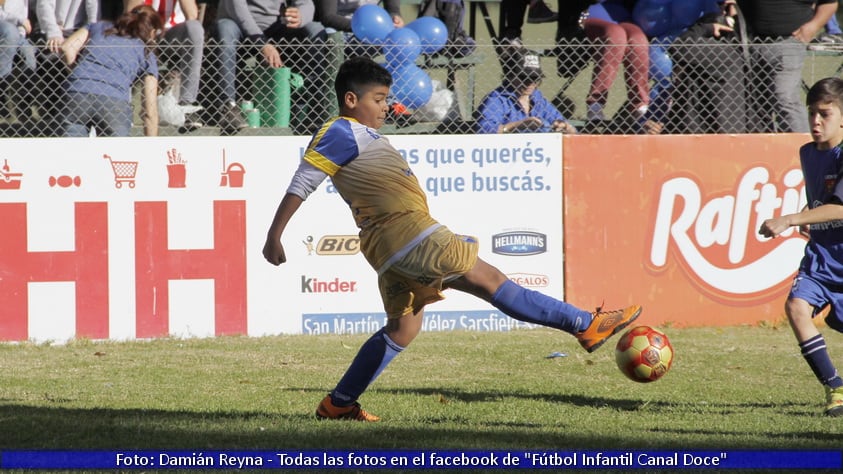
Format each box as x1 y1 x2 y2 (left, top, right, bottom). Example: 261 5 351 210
351 5 449 109
631 0 720 38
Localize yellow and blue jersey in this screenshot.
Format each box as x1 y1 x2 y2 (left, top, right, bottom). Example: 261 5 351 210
303 117 441 272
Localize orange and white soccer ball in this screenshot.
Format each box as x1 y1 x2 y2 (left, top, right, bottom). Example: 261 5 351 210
615 326 674 383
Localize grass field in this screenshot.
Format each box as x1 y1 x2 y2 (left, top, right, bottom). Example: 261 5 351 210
1 324 842 471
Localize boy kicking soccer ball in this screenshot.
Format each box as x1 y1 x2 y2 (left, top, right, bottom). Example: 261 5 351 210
759 77 843 417
262 57 641 422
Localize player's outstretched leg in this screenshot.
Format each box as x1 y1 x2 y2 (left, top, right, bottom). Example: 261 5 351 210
489 279 641 353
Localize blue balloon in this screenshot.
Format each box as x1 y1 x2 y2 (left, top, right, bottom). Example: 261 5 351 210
406 16 448 55
390 64 433 109
351 4 394 44
632 0 672 37
383 28 422 67
648 44 672 82
671 0 706 31
587 3 615 23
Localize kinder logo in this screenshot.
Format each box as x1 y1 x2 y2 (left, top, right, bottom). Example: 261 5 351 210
649 166 807 302
301 276 358 293
507 272 549 287
492 231 547 256
316 235 360 255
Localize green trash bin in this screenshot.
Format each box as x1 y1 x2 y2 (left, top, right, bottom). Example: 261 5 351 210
253 66 304 127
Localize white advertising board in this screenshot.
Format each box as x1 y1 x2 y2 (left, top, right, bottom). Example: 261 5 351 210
0 134 563 342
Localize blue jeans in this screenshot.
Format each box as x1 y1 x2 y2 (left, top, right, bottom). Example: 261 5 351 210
0 21 36 79
62 92 133 137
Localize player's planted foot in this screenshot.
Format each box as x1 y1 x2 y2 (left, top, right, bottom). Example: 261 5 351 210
577 305 642 353
825 385 843 417
315 394 380 422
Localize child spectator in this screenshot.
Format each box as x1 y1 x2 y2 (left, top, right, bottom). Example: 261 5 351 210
476 47 576 134
59 4 162 136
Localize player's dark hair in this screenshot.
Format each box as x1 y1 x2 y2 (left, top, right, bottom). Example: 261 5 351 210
806 77 843 110
334 57 393 108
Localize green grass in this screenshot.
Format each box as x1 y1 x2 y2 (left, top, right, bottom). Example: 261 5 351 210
1 325 842 470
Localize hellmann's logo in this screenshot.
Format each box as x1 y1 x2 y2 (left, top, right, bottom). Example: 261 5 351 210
492 231 547 256
301 276 358 293
648 166 807 303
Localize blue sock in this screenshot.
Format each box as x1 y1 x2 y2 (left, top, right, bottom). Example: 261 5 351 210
331 328 404 406
491 280 592 334
800 334 843 389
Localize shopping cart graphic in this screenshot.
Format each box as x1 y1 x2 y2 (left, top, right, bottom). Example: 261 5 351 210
103 154 138 188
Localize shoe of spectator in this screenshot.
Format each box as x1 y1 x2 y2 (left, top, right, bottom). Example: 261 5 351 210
181 111 204 132
810 33 843 51
527 0 557 24
493 36 522 48
219 102 247 133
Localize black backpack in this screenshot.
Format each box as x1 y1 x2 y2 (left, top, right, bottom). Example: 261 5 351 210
418 0 476 58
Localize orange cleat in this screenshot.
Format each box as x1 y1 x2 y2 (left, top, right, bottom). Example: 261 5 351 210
315 394 380 422
577 305 642 353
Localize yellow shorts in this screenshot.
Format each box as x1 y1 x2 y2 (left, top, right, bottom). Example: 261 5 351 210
378 226 479 319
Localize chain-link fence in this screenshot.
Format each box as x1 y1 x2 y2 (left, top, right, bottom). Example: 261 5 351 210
1 38 841 137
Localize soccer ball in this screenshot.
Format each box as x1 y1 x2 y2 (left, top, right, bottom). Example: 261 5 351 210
615 326 674 383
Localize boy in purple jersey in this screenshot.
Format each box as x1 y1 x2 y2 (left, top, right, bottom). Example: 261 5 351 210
263 57 641 422
759 77 843 417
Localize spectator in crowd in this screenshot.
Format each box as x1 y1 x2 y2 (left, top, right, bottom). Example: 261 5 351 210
476 47 576 134
667 0 748 134
738 0 837 133
811 12 843 49
314 0 402 57
0 0 37 118
126 0 206 131
212 0 327 134
59 4 162 136
556 0 650 132
497 0 559 46
34 0 99 128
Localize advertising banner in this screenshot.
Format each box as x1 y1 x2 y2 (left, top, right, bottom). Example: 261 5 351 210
563 134 807 327
0 134 563 342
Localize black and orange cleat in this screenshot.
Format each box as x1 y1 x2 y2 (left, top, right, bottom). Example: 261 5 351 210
577 305 642 353
315 394 380 422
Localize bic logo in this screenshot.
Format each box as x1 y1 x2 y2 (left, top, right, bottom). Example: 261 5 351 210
315 235 360 256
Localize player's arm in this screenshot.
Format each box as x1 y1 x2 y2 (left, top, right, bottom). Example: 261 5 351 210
263 161 328 265
759 203 843 238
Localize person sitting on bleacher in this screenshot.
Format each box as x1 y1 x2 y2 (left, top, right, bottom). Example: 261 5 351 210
126 0 207 132
212 0 328 134
475 47 576 134
314 0 403 56
34 0 99 129
0 0 36 97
